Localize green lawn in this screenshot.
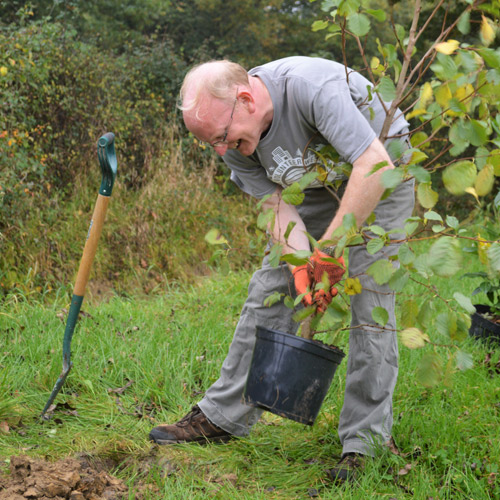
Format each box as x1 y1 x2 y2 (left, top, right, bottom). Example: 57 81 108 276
1 266 499 499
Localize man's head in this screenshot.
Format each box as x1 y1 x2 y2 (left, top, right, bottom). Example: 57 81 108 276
179 60 272 157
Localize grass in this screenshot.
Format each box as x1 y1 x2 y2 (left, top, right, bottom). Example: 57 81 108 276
1 263 499 499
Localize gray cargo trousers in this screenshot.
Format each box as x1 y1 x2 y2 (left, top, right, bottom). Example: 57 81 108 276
198 179 415 456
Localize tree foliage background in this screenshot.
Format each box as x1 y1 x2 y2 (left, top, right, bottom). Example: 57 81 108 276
0 0 498 326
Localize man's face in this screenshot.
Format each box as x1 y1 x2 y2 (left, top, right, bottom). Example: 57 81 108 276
183 92 260 157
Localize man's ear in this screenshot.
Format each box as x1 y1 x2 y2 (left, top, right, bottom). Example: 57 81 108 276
238 90 256 114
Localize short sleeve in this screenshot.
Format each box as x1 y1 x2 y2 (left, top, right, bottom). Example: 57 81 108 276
311 79 377 164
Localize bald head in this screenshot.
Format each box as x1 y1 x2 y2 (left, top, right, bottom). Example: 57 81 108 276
179 60 250 120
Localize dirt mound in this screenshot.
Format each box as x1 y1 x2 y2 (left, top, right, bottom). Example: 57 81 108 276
0 455 129 500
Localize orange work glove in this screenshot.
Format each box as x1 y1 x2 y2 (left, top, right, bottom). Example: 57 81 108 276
292 264 314 307
310 249 346 312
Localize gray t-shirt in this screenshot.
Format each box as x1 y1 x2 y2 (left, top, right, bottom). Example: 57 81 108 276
223 56 409 199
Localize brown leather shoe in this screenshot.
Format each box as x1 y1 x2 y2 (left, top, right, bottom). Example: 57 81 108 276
326 453 365 484
149 406 233 445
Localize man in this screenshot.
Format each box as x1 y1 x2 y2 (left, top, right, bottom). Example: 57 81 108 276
149 57 415 483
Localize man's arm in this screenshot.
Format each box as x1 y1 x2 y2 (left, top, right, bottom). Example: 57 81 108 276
320 137 394 242
261 186 310 256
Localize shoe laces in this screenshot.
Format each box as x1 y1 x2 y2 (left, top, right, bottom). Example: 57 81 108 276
177 406 203 428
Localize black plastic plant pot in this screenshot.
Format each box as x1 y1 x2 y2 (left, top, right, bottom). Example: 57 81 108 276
243 326 345 426
469 304 500 345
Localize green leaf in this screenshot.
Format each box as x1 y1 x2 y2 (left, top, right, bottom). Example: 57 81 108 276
312 20 329 31
408 151 429 166
449 98 468 115
387 140 405 162
298 171 319 190
424 210 443 222
284 221 297 241
284 296 295 309
366 8 386 22
366 259 395 284
417 183 439 209
401 299 419 328
367 225 386 236
477 48 500 69
398 243 415 265
475 146 490 170
404 221 419 237
417 299 434 329
342 212 357 231
372 306 389 326
263 291 283 307
347 13 371 37
366 238 385 254
455 312 471 342
388 267 409 292
457 11 470 34
417 353 442 387
411 132 429 148
432 225 446 233
268 243 283 267
428 237 462 277
446 215 460 230
205 228 228 246
466 119 489 147
408 164 431 182
280 252 311 266
292 306 316 323
325 300 349 322
282 182 305 205
257 208 275 231
413 254 431 279
453 292 477 314
381 168 404 189
367 160 389 176
442 161 477 195
337 0 360 17
400 327 429 349
377 76 397 101
436 311 457 339
487 243 500 273
432 52 458 80
455 350 473 371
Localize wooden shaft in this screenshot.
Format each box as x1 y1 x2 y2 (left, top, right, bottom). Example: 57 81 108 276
73 194 110 296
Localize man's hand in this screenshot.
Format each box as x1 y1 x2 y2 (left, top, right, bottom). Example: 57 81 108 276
292 264 314 307
310 249 346 312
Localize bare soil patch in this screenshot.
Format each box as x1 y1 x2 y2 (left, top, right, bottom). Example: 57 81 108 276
0 455 132 500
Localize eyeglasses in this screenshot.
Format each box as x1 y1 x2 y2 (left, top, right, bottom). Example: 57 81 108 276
210 90 238 149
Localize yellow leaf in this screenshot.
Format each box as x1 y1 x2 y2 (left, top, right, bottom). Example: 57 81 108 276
454 84 474 111
465 187 480 203
406 108 428 120
480 15 496 46
477 233 491 265
435 84 452 109
435 39 460 55
344 277 362 295
400 328 430 349
475 164 494 196
489 149 500 176
370 57 380 70
419 82 433 108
